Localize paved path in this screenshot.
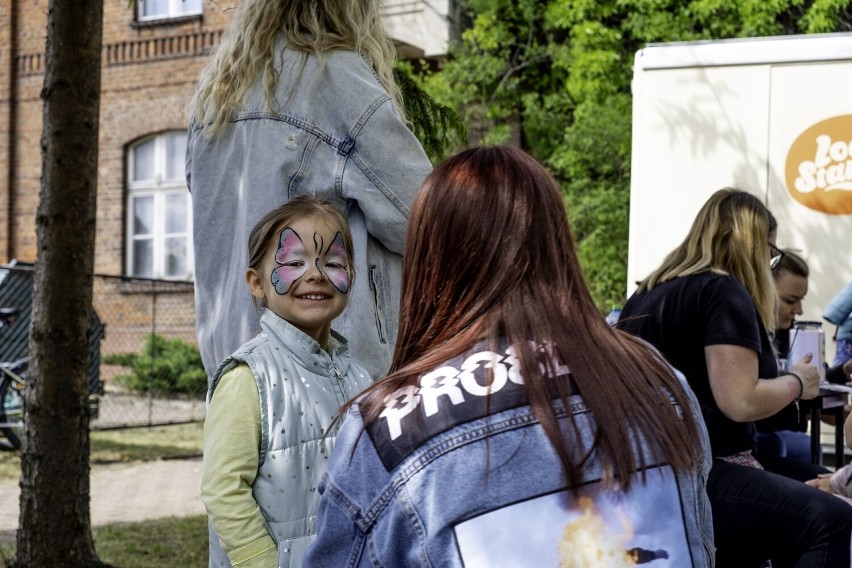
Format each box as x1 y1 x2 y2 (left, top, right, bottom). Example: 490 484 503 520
0 457 205 544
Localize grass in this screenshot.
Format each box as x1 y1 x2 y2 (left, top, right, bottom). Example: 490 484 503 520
0 422 204 483
0 516 208 568
0 422 207 567
95 515 208 567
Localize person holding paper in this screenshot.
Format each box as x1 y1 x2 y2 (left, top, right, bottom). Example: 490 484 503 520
755 250 851 466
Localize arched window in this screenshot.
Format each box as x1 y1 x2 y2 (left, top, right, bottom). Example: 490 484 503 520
126 132 193 280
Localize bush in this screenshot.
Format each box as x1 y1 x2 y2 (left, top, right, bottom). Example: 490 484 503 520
103 334 207 397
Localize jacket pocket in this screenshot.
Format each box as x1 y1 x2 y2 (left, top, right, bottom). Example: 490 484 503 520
369 265 387 344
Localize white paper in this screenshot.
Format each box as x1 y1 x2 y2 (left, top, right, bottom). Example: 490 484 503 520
788 328 823 370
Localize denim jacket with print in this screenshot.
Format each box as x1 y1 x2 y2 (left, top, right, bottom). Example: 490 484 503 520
186 45 433 382
304 344 716 568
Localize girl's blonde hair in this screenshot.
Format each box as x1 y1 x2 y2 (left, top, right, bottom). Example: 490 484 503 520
190 0 403 135
637 188 778 330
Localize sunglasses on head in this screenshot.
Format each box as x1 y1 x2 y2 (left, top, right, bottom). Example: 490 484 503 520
769 243 785 270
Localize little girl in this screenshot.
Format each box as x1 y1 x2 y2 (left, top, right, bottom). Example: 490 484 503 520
201 196 374 568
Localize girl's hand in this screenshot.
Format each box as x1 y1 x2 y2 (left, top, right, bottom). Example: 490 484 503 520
845 411 852 452
805 473 835 494
789 354 820 400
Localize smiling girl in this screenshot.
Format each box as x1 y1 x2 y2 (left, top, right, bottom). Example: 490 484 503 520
202 196 374 568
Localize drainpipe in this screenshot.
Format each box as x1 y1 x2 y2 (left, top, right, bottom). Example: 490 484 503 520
5 1 19 262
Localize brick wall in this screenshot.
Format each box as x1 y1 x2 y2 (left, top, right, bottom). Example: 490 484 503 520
2 1 450 355
4 0 238 263
0 1 241 348
92 275 197 357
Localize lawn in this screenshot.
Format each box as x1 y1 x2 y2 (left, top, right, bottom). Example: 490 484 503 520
0 422 204 483
0 515 208 568
0 422 207 567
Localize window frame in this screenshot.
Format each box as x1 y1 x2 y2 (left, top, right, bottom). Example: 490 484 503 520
136 0 202 23
126 132 193 281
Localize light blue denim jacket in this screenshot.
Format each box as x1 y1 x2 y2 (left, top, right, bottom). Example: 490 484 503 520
823 282 852 342
186 45 433 382
304 344 715 567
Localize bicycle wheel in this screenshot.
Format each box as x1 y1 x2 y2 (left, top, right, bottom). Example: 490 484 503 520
0 369 25 450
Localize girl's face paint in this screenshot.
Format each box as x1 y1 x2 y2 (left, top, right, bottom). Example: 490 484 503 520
249 214 350 347
271 227 309 295
269 221 350 296
323 232 350 294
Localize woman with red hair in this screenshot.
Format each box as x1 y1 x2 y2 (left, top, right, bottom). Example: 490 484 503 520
304 146 714 567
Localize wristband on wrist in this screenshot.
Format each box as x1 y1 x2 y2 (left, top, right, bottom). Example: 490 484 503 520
782 371 805 413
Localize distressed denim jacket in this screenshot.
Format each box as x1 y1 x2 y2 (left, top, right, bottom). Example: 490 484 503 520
304 344 716 567
186 45 433 382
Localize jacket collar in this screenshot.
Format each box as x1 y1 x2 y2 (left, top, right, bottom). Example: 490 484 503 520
259 309 351 373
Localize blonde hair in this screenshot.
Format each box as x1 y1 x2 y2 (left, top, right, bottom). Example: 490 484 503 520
190 0 403 135
637 188 778 330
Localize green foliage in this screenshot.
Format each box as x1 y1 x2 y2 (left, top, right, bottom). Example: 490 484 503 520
103 334 207 397
394 64 467 163
420 0 852 310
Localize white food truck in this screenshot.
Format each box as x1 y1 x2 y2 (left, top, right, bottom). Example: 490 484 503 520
628 32 852 366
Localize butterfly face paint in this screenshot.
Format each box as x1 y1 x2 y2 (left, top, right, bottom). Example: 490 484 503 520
271 228 308 295
270 226 350 295
322 232 350 294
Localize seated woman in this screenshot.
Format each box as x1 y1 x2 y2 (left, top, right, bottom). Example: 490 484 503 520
618 188 852 566
755 249 852 465
303 146 715 567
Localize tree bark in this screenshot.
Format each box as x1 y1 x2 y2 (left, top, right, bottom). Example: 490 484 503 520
12 0 107 565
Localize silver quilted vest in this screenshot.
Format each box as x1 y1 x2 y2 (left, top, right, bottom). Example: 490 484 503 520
207 309 374 568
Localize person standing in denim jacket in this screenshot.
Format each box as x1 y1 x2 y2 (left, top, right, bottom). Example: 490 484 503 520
303 146 715 567
186 0 433 382
756 251 852 468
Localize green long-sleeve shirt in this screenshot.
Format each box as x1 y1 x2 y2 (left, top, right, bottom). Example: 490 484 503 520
202 364 277 567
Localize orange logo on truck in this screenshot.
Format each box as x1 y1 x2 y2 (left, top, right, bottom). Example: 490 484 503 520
785 115 852 215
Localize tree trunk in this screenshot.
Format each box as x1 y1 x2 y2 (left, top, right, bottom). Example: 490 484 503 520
12 0 106 565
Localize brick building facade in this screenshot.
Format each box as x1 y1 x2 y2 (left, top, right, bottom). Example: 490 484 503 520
0 1 455 359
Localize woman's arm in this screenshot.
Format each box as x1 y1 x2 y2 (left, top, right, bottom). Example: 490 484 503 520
343 98 433 255
705 345 819 422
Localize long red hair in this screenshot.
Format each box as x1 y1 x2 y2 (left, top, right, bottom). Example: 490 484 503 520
354 146 701 488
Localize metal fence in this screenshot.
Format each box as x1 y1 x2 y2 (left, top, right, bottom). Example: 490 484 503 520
0 263 206 430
